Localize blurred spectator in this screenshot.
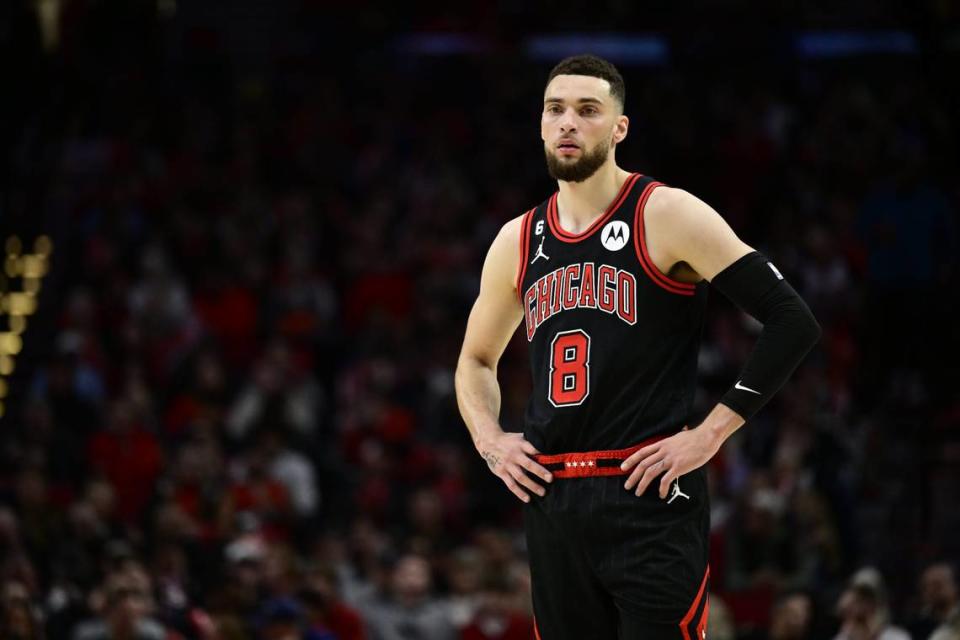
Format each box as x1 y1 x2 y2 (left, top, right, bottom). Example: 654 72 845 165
162 348 230 440
834 568 911 640
931 612 960 640
707 596 737 640
364 554 455 640
912 563 960 640
723 480 797 629
768 591 814 640
87 398 164 525
257 428 319 521
300 563 367 640
226 339 325 446
460 572 532 640
220 448 294 543
443 547 484 629
256 597 303 640
1 579 45 640
72 566 179 640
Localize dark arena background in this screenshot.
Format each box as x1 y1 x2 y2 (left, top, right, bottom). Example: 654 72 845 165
1 1 959 639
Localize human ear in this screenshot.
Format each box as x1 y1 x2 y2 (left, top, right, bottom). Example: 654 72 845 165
613 115 629 144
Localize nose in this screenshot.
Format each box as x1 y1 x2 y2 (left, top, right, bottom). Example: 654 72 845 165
559 106 578 132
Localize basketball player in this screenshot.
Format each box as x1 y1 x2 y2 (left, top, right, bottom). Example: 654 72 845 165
455 55 821 639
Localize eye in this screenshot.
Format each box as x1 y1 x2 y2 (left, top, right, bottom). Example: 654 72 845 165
546 104 562 114
581 106 598 116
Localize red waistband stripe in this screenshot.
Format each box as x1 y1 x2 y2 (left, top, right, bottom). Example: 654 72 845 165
533 434 669 478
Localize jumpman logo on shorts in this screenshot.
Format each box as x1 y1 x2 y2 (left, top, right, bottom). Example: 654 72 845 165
667 480 690 504
531 236 550 264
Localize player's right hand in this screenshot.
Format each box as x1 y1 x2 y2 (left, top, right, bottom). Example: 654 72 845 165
478 432 553 503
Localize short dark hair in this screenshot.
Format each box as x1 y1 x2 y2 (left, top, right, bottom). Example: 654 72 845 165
546 54 626 109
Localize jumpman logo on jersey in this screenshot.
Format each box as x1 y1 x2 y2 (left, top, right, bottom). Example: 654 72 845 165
530 236 550 264
667 480 690 504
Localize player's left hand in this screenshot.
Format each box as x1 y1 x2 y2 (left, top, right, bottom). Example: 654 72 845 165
620 426 721 499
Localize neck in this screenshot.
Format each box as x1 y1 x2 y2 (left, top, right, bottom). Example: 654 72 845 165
556 161 632 234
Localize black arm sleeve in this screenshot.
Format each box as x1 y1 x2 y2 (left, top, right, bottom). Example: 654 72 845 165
710 251 821 420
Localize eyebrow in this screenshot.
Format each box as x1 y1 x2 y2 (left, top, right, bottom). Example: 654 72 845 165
543 97 604 106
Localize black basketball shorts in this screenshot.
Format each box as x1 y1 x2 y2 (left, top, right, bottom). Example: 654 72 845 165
526 441 710 640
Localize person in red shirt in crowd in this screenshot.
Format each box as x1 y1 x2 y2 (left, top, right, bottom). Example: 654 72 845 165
87 398 163 525
460 578 533 640
300 564 367 640
220 446 294 543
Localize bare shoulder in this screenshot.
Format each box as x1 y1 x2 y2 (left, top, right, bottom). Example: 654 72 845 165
487 213 526 263
496 213 526 246
644 185 753 281
482 212 528 289
645 185 715 227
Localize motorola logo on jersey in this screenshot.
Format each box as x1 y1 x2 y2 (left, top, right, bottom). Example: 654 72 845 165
601 220 630 251
523 262 638 340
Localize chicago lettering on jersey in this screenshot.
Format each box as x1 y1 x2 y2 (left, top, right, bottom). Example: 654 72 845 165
523 262 637 340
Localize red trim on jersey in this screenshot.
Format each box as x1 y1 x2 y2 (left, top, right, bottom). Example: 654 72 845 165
633 182 698 296
697 593 710 640
516 209 535 304
680 565 711 640
546 173 641 243
533 617 543 640
533 433 669 478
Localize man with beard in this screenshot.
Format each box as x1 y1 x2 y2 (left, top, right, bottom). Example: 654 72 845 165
455 55 821 639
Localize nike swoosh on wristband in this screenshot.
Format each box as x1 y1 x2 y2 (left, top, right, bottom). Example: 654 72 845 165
734 380 762 395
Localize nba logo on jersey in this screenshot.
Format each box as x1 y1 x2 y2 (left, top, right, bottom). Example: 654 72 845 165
601 220 630 251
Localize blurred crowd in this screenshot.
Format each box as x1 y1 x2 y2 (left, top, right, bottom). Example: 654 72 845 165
2 1 959 639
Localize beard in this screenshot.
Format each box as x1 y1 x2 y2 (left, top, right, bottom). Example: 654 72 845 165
544 136 612 183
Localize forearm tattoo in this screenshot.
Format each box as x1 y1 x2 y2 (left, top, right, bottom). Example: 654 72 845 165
482 451 500 470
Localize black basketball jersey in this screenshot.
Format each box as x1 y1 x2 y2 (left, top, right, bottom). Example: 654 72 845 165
516 173 708 454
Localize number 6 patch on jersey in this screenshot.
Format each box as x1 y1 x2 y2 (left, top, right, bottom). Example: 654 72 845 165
548 329 591 407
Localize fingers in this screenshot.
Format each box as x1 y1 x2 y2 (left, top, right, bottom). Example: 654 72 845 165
517 439 551 483
620 444 661 473
512 466 546 498
499 462 546 502
487 435 552 503
658 469 677 499
633 457 668 496
519 456 553 484
520 440 542 456
623 451 665 491
501 474 531 503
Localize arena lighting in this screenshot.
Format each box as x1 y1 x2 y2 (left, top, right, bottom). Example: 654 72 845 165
157 0 177 18
24 278 41 295
9 316 26 334
1 235 53 420
394 33 493 56
526 34 669 65
795 30 919 58
0 333 22 356
4 256 18 278
3 293 37 316
34 0 61 52
21 254 49 278
34 235 52 256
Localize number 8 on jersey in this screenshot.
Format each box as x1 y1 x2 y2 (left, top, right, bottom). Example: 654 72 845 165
548 329 591 407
